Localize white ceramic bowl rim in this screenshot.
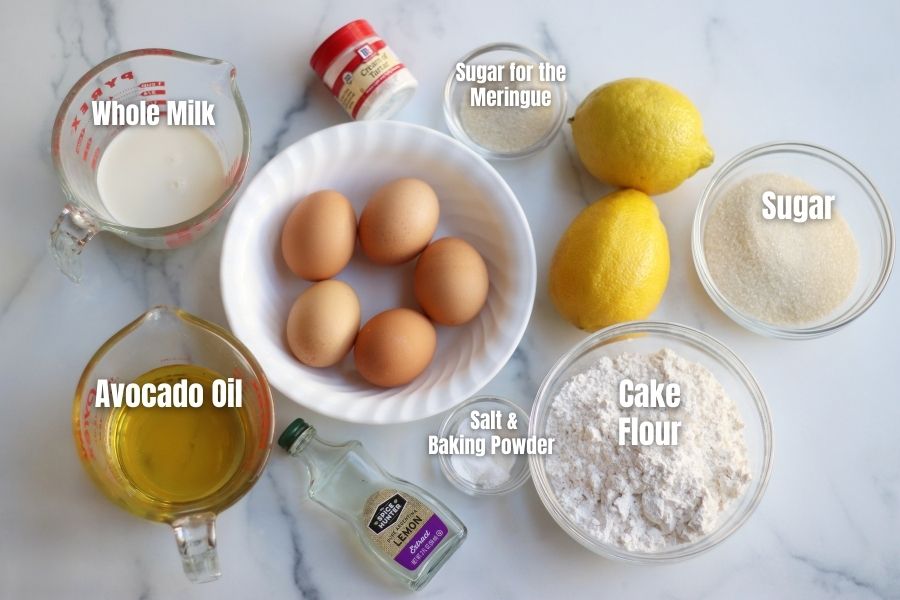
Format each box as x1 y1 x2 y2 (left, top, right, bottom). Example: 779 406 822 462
220 120 537 424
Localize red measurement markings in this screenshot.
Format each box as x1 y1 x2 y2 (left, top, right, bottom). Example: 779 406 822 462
226 155 247 185
164 223 199 248
229 367 270 450
82 136 92 162
74 128 85 154
68 69 142 161
146 96 168 118
253 376 269 450
80 388 96 461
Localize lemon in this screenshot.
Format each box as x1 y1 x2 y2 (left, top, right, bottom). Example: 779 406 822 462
570 78 713 195
549 189 669 331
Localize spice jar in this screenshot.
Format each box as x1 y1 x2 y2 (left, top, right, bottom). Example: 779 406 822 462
310 19 418 120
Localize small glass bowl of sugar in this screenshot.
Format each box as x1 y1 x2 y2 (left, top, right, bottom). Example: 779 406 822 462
438 396 531 496
443 43 568 159
693 142 894 339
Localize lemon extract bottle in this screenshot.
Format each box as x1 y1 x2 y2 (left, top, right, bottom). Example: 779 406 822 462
279 419 467 590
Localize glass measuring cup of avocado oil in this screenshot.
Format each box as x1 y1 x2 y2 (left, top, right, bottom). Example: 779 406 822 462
50 49 251 282
73 306 274 583
279 419 467 590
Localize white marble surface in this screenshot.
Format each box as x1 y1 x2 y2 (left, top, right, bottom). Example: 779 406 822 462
2 1 899 598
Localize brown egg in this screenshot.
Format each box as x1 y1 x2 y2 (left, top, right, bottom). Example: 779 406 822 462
286 280 360 367
281 190 357 280
354 308 437 387
358 178 440 265
414 237 489 326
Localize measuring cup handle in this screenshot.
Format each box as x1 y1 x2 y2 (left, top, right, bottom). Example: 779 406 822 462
172 512 221 583
49 203 99 283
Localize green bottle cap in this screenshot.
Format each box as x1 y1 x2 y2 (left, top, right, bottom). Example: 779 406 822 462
278 418 311 451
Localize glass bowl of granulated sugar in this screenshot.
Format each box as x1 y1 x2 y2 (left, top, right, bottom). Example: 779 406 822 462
693 142 894 339
529 321 774 563
443 43 568 159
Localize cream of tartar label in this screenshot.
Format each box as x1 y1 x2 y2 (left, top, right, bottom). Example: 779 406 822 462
336 45 404 118
761 190 834 223
618 379 682 446
428 409 554 456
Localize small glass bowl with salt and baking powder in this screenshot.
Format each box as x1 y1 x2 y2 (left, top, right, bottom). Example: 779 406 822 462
443 43 568 159
438 396 531 496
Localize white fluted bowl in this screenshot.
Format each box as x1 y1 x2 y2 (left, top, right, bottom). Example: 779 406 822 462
221 121 536 424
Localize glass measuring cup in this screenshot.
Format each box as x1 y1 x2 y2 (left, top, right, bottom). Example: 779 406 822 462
72 306 273 583
50 49 251 282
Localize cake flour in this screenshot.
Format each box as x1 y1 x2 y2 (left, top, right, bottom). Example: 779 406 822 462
545 348 751 552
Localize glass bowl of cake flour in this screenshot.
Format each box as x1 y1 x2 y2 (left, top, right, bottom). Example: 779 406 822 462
529 321 773 563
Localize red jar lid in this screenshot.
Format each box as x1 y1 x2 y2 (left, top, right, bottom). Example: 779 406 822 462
310 19 377 78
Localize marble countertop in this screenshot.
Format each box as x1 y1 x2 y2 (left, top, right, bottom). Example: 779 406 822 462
2 0 899 598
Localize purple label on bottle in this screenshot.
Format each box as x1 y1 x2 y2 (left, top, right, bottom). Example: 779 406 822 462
393 513 448 570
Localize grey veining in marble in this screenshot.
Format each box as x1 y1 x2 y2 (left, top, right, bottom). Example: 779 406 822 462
2 0 899 598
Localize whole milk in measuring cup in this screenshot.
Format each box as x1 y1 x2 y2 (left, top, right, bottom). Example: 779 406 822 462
96 124 226 228
49 49 251 282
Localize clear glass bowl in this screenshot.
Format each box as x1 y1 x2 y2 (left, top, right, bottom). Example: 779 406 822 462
528 321 774 563
693 142 895 339
442 43 567 159
439 396 531 496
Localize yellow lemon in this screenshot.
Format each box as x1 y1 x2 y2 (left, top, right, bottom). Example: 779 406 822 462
570 78 713 195
549 189 669 331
